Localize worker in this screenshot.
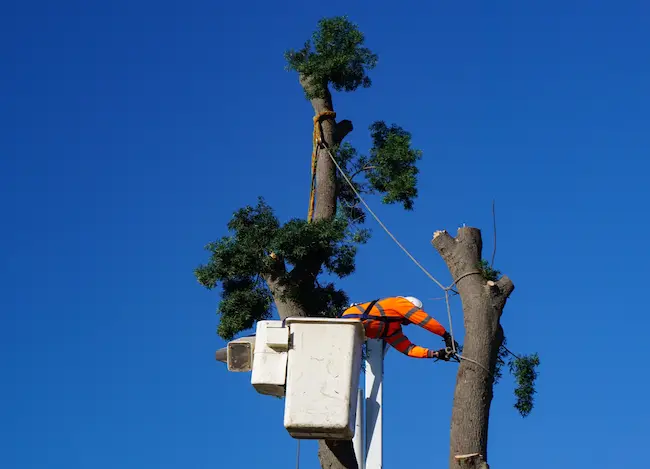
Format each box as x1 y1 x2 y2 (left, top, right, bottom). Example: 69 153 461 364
339 296 458 359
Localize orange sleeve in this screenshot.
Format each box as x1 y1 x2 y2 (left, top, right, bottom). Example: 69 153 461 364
385 329 436 358
401 307 446 337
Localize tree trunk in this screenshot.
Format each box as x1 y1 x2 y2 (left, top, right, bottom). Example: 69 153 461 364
299 74 352 222
264 259 306 321
265 263 360 469
296 74 359 469
431 227 514 469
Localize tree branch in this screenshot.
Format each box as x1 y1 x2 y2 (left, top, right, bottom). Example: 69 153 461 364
335 120 353 144
350 165 376 181
432 226 515 468
266 252 287 282
432 227 482 279
486 275 515 309
432 229 456 256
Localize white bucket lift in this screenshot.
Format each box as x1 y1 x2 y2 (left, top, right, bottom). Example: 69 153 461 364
248 317 365 439
250 320 290 397
283 317 365 439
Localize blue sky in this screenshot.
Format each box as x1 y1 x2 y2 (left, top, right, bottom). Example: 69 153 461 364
2 1 649 468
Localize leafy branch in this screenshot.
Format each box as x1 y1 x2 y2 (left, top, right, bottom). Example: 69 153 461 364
494 336 541 417
284 16 378 99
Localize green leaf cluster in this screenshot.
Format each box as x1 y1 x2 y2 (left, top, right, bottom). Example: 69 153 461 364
510 353 541 418
365 121 422 210
194 198 367 340
284 16 378 99
494 337 541 418
479 259 501 281
334 121 422 225
198 17 423 343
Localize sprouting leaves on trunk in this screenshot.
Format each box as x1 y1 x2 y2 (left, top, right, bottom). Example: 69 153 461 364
284 16 378 99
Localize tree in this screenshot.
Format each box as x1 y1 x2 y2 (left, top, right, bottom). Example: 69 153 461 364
195 16 539 469
431 229 540 469
195 16 421 469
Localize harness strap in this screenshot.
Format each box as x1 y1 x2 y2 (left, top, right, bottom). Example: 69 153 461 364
362 299 380 320
340 299 404 322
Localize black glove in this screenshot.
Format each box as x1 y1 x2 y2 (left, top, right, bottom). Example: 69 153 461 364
442 332 459 351
436 348 451 361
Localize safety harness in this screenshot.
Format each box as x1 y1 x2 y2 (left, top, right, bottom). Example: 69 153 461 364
339 300 459 360
338 299 407 339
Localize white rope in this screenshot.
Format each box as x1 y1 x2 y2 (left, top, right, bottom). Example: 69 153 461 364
323 145 445 290
322 144 491 374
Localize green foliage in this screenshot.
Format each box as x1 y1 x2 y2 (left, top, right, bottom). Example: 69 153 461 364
194 198 280 339
218 278 274 340
493 336 541 418
493 338 510 385
335 143 370 224
270 216 364 279
365 121 422 210
333 123 423 221
291 280 350 320
510 353 541 418
479 259 501 281
195 197 279 288
195 198 369 339
198 17 423 342
284 16 378 99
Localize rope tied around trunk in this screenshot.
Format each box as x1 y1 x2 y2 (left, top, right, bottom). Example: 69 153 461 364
308 110 337 223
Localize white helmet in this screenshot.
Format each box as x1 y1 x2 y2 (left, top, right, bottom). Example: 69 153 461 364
399 296 423 309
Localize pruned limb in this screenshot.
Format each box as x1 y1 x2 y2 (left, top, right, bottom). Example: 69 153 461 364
350 165 376 181
335 119 354 143
487 276 515 309
455 453 490 469
432 227 483 279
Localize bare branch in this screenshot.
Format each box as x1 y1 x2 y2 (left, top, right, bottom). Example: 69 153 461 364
349 165 377 181
487 276 514 297
496 275 514 298
334 119 353 143
501 344 522 360
432 229 456 255
432 227 482 279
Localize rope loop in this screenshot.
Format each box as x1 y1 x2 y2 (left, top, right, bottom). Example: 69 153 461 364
307 111 337 223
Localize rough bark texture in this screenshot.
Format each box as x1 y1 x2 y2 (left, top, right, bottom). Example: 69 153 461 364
431 227 514 469
317 440 358 469
263 254 306 321
299 74 351 222
261 75 359 469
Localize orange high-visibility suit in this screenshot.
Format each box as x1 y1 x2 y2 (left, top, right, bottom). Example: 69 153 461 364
340 296 450 358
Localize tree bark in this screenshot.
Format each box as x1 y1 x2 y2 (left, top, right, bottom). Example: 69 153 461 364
263 255 306 321
299 74 352 222
431 227 514 469
295 74 359 469
265 268 361 469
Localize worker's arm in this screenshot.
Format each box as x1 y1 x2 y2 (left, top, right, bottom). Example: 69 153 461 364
401 307 447 337
384 329 439 358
